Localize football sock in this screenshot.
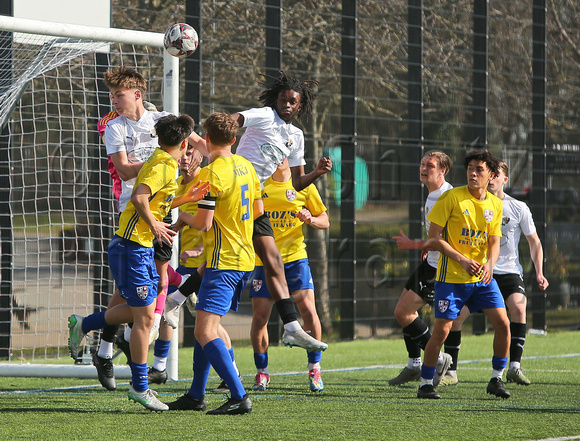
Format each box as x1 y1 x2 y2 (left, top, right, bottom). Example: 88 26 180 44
307 350 322 365
403 317 431 350
168 291 187 305
179 269 202 297
403 332 422 359
228 347 240 376
420 365 436 384
444 330 462 370
189 341 211 399
130 362 149 392
81 311 107 335
491 355 508 379
101 324 119 343
254 352 268 372
124 324 132 341
97 340 114 359
153 339 171 371
204 338 245 399
408 357 422 368
276 298 299 325
154 278 169 316
509 322 526 364
166 265 182 287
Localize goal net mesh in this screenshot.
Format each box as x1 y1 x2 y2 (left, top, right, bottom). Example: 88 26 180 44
1 29 165 365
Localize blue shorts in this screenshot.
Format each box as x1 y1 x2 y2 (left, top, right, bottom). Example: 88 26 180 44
196 267 252 316
434 279 506 319
249 259 314 298
108 235 159 307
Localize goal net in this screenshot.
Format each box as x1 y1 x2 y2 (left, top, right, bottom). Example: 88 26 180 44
0 17 180 378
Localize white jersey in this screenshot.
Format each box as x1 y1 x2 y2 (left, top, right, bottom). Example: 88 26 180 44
425 181 453 268
104 110 172 211
494 193 536 276
235 107 306 183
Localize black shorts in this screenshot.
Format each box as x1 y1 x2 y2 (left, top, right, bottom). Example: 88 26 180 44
253 214 274 238
404 260 437 305
494 273 526 300
153 214 174 262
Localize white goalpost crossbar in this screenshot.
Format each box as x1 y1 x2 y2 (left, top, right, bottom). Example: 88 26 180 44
0 16 182 380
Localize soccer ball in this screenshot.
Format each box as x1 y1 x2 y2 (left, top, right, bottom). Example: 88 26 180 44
163 23 199 58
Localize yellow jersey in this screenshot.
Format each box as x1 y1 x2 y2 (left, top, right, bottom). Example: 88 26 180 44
176 175 206 268
116 148 178 247
256 177 327 265
427 185 503 284
197 155 261 271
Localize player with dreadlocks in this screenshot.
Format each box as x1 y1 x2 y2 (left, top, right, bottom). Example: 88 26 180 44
164 70 331 357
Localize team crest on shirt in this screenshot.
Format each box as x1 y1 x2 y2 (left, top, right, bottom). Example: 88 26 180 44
286 190 297 201
136 286 149 300
484 209 494 222
502 216 510 226
438 300 449 313
252 279 263 292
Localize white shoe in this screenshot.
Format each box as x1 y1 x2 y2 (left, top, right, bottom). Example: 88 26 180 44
163 296 183 328
434 353 453 387
148 325 159 346
282 328 328 352
128 386 168 411
185 293 198 317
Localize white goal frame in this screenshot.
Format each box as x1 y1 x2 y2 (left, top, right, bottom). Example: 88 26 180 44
0 16 181 380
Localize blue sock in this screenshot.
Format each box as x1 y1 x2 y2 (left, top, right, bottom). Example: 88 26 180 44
307 350 322 364
130 362 148 392
421 364 436 380
189 341 211 400
154 339 171 358
254 352 268 370
204 338 245 399
492 356 508 371
81 311 107 335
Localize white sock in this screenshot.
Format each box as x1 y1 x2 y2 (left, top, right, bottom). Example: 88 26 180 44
169 291 187 305
178 274 190 288
509 361 520 370
446 369 457 378
420 378 433 386
124 326 132 340
257 367 269 375
153 356 167 372
283 320 301 332
97 340 114 359
409 357 421 368
308 362 321 371
153 313 161 329
492 368 505 379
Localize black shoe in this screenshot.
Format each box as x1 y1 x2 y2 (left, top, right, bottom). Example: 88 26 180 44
116 334 132 365
92 352 116 391
167 393 207 411
487 377 511 399
417 384 441 399
148 366 168 384
206 394 252 415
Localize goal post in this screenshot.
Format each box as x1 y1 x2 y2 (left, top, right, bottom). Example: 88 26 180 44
0 16 181 380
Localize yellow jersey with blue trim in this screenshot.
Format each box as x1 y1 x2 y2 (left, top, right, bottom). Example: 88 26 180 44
176 175 206 268
427 185 503 284
256 177 327 265
116 148 178 248
197 154 261 271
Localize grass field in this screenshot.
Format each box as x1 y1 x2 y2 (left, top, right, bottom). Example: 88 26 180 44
1 331 579 440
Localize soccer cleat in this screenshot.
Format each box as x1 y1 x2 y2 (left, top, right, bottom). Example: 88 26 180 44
67 314 86 360
206 394 252 415
438 374 459 386
309 369 324 392
148 367 168 384
251 373 270 391
167 393 206 411
388 366 421 385
148 325 159 346
213 375 243 393
92 352 116 391
417 384 441 399
163 296 183 328
506 367 531 386
116 333 132 365
185 293 198 317
128 386 169 411
486 377 511 399
282 328 328 352
433 353 453 387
